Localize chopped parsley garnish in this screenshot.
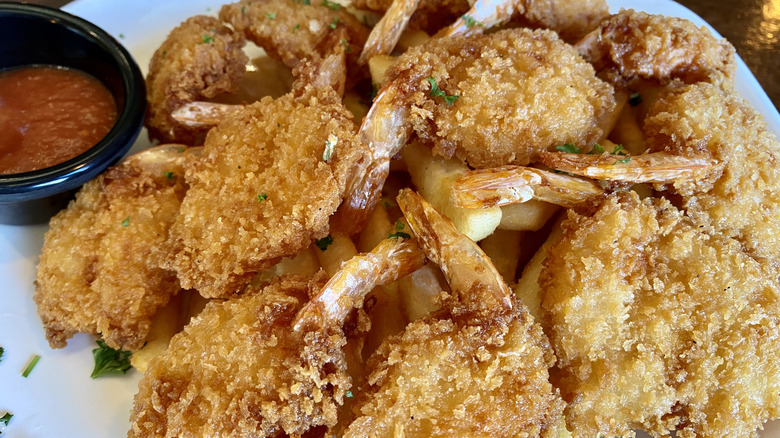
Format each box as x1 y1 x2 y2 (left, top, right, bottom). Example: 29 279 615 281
323 135 338 161
293 23 301 31
0 412 12 427
388 220 411 239
202 33 214 44
161 50 167 58
257 193 268 202
589 143 605 155
370 83 378 101
241 5 246 15
556 144 581 154
322 0 341 10
21 354 40 378
612 144 627 155
628 92 642 106
426 77 459 105
614 156 632 165
328 17 340 29
293 0 311 4
121 217 130 227
340 38 351 53
163 171 175 179
345 390 354 398
118 33 125 39
91 340 132 378
461 15 482 28
0 346 4 363
265 11 277 19
315 235 334 251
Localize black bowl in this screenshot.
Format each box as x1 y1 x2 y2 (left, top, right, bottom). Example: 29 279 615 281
0 2 145 225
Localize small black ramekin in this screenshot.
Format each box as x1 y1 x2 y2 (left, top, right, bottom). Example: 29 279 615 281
0 3 146 225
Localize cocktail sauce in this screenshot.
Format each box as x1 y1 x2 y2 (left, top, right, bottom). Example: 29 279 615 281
0 66 117 174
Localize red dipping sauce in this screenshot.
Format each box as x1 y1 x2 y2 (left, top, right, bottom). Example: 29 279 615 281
0 66 118 174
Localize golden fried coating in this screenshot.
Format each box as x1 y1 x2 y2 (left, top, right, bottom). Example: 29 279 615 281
644 81 780 267
35 146 190 351
385 28 615 168
509 0 610 43
580 9 736 85
220 0 368 81
146 15 248 144
540 192 780 437
345 301 565 437
129 274 351 437
163 79 369 298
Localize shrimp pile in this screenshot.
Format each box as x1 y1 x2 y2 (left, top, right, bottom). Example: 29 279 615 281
30 1 780 437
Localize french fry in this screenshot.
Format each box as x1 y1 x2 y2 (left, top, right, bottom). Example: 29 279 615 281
251 246 321 286
358 204 394 253
368 54 396 88
479 229 524 284
396 29 430 51
402 141 502 241
499 200 560 231
398 264 449 321
608 104 646 155
343 91 370 122
130 292 188 373
315 232 359 277
514 216 564 324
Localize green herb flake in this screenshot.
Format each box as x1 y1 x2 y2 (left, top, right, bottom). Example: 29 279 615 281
589 143 605 155
556 144 581 154
345 390 354 398
21 354 40 378
121 217 130 227
323 135 338 161
388 221 411 239
265 11 277 19
612 144 627 156
614 156 632 165
0 346 4 363
293 0 311 4
163 171 175 179
277 123 281 128
328 17 340 29
315 235 334 251
628 92 642 106
202 33 215 44
257 193 268 202
426 77 459 105
91 340 132 378
293 23 301 31
241 5 246 15
394 220 405 231
161 50 167 58
322 0 341 10
370 83 378 101
118 33 125 39
461 15 482 28
340 38 352 53
0 412 12 427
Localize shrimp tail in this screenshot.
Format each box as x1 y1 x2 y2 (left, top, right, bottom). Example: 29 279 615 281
359 0 422 64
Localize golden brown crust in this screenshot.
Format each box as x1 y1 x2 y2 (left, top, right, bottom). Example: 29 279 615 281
540 192 780 437
512 0 609 43
386 28 614 169
163 83 368 298
128 273 351 437
145 15 248 144
34 152 188 350
644 81 780 267
345 301 565 437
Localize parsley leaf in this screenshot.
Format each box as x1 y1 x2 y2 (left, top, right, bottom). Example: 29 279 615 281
315 235 334 251
323 135 338 161
257 193 268 202
629 92 642 106
612 144 627 156
0 346 4 363
0 412 12 427
370 83 378 101
163 171 175 179
556 144 581 154
265 11 277 19
293 23 301 31
91 340 132 378
121 217 130 227
201 33 214 44
241 5 246 15
328 17 340 29
345 390 354 398
461 15 482 28
340 38 351 53
388 220 411 239
588 143 605 155
21 354 40 378
426 77 459 105
614 156 632 165
322 0 340 10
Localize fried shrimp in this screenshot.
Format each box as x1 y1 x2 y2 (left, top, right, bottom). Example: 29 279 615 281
357 27 615 221
344 189 565 437
34 145 196 351
163 59 370 298
145 16 248 144
575 9 736 85
128 273 352 437
540 192 780 437
220 0 369 79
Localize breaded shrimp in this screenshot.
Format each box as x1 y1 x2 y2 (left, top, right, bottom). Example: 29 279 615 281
575 9 736 85
34 145 196 351
344 189 565 437
220 0 369 81
162 60 370 298
360 27 615 184
540 192 780 437
145 16 248 144
353 0 469 35
128 274 351 437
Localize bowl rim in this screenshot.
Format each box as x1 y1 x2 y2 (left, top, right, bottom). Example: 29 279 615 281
0 2 146 202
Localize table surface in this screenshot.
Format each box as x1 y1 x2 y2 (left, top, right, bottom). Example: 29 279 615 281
8 0 780 110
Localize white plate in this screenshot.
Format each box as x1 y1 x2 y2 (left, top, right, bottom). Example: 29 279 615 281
1 1 779 437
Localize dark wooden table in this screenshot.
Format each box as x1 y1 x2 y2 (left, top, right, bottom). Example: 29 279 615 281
9 0 780 110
